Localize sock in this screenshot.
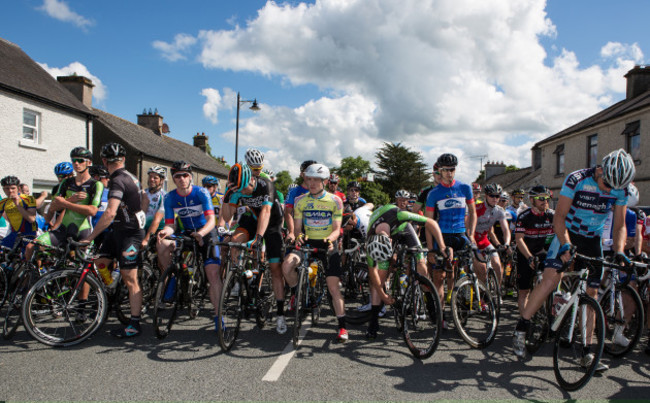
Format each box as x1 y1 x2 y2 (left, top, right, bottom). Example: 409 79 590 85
515 318 530 332
277 300 285 316
337 315 346 330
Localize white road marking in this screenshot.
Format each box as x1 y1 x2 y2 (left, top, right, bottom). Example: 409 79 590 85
262 320 311 382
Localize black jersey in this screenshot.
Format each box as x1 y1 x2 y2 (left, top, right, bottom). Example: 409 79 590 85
223 176 283 228
108 168 144 231
514 208 555 254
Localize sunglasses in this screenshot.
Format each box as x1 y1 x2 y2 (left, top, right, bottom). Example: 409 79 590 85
251 166 263 172
532 196 551 201
487 194 501 198
349 188 360 192
72 158 88 164
439 167 456 172
173 173 190 179
57 174 71 179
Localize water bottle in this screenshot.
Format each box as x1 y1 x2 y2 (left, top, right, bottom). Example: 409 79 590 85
164 276 177 301
552 291 569 316
399 274 408 295
109 268 120 289
459 269 467 279
98 265 113 285
309 262 318 287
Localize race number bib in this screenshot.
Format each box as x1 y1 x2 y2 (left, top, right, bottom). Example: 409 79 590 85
135 210 146 229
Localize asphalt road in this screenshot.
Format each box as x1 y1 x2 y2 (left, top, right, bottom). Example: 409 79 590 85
1 299 649 401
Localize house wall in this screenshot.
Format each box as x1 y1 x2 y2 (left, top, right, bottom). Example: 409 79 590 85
0 90 90 196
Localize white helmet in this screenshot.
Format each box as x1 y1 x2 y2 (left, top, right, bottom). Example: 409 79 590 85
148 165 166 179
303 163 330 179
395 189 410 199
245 148 264 168
367 234 392 262
601 149 636 190
627 183 639 207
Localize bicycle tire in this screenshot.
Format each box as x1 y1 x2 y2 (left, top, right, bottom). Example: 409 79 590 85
402 274 442 359
188 266 207 319
255 266 275 329
552 294 605 391
114 281 131 326
113 263 158 325
218 270 242 351
153 265 180 339
600 283 644 358
22 269 107 347
311 262 326 325
0 265 8 311
293 266 308 349
342 261 371 318
2 265 33 340
450 277 498 348
391 273 405 332
525 296 551 354
486 268 501 318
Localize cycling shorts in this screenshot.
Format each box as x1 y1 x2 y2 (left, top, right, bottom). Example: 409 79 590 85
37 224 91 248
545 230 603 288
288 238 342 277
431 233 471 271
234 213 283 264
97 228 144 270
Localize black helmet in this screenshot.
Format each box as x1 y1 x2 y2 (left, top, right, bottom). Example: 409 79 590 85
512 188 525 196
300 160 317 172
529 185 551 197
1 176 20 187
347 181 361 189
100 142 126 161
171 160 192 176
436 153 458 167
89 165 109 178
70 146 93 160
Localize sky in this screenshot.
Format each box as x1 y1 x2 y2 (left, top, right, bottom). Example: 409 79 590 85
2 0 648 183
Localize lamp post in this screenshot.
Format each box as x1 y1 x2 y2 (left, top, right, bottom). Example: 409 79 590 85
235 92 260 164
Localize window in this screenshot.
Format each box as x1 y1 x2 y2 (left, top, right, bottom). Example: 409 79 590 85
554 144 564 175
533 147 542 170
622 121 641 162
22 109 40 142
587 134 598 168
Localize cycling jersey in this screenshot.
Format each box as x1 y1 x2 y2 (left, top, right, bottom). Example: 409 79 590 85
209 190 224 225
345 198 366 211
55 177 104 233
351 205 372 238
108 168 145 231
91 187 109 228
164 185 214 231
515 208 555 254
474 202 507 248
560 168 627 238
505 205 518 231
425 180 473 233
601 208 644 251
285 185 309 209
0 194 37 233
368 204 427 237
223 177 283 229
294 191 343 239
144 187 166 230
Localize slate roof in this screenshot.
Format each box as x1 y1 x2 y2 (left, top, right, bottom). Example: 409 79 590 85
478 166 542 191
93 109 229 177
0 37 92 116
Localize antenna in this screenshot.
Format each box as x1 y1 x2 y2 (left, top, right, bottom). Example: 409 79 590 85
470 154 488 180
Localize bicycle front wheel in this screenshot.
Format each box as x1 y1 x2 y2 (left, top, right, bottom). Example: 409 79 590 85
600 284 644 358
552 295 605 392
255 266 275 329
153 265 180 339
486 268 501 318
525 294 551 355
450 277 498 348
2 265 33 340
22 269 107 347
402 274 442 359
293 267 308 349
218 270 243 351
0 265 8 311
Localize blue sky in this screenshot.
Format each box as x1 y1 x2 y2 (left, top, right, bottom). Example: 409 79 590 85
2 0 648 183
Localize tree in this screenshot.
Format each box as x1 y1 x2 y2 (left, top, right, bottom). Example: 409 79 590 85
333 156 371 183
505 165 519 173
274 170 293 195
361 181 390 206
374 142 429 198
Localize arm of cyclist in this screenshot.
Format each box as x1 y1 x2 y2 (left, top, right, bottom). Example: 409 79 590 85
466 200 477 243
515 232 536 269
142 210 164 248
553 195 574 264
10 194 36 223
323 218 341 251
81 198 119 243
498 217 512 249
290 216 303 246
423 217 451 260
284 205 295 239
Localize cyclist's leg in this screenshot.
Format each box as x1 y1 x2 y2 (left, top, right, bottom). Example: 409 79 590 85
516 251 534 315
263 229 285 311
489 248 503 284
325 250 344 317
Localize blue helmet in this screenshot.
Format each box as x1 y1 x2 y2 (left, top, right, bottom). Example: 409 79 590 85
202 175 220 186
54 162 74 176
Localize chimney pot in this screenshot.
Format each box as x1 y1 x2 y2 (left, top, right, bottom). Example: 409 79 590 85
625 65 650 99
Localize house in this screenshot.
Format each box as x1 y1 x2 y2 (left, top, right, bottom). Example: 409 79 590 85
0 37 94 195
477 161 541 195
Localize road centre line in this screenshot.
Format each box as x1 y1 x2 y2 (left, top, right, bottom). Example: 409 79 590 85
262 320 312 382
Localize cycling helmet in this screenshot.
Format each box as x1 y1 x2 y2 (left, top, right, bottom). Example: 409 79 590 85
100 142 126 162
244 148 264 168
70 146 92 160
347 181 361 190
89 165 109 178
263 169 275 178
300 160 317 172
287 183 298 192
512 188 525 196
528 185 551 197
1 176 20 187
395 189 410 199
148 165 166 179
499 192 510 201
329 173 340 183
367 234 393 262
170 160 192 176
601 148 636 190
54 162 74 176
484 183 503 195
202 175 220 186
228 163 252 192
433 162 440 172
627 183 639 207
472 183 482 192
303 163 330 179
436 153 458 167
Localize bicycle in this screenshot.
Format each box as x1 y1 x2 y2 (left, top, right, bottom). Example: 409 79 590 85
449 245 498 348
340 238 371 321
0 234 35 311
216 240 275 351
500 244 518 299
152 234 207 339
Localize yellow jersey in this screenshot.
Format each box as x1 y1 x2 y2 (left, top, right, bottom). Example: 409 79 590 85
0 195 37 233
294 191 343 239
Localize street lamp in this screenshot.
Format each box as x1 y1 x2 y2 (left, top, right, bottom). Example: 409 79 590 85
235 92 261 163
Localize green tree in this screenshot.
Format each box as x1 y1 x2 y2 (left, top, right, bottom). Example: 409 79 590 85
360 181 390 206
505 165 518 173
333 156 371 184
374 142 429 198
274 170 293 195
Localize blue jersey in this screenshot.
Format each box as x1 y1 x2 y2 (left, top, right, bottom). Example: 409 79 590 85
285 185 309 209
425 180 474 234
560 168 627 238
164 186 214 231
91 188 109 228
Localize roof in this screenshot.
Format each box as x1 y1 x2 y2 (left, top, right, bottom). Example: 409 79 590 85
93 109 229 177
0 37 92 116
535 89 650 148
478 166 541 191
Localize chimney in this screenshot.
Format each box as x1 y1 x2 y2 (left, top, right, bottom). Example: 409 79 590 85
625 65 650 100
193 132 208 153
137 108 164 135
57 75 94 108
484 160 506 180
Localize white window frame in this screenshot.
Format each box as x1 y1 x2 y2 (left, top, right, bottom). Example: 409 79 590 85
22 108 40 143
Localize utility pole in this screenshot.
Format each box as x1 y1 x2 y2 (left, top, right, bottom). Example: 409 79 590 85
470 154 488 181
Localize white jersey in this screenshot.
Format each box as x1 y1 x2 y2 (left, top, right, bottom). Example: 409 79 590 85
144 188 166 230
601 211 614 251
353 205 372 239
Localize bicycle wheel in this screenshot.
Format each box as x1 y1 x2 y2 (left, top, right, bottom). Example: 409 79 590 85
600 283 644 358
139 261 159 315
311 262 326 325
0 265 8 311
391 273 405 332
450 277 498 348
2 264 34 340
153 265 180 339
218 270 242 351
293 267 308 348
255 267 275 329
22 269 107 347
526 296 551 354
402 274 442 359
188 266 207 319
114 281 131 326
552 295 605 392
486 268 501 318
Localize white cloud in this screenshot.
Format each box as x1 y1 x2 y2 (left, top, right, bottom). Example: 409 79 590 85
153 33 198 61
38 0 93 30
200 88 222 124
157 0 645 183
39 61 107 104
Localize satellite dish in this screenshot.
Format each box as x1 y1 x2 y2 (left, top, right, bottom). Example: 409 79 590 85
162 123 170 134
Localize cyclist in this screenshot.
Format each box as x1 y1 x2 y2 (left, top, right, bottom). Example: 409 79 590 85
514 185 555 315
285 160 317 238
82 143 146 338
89 165 110 247
424 153 477 328
345 181 367 211
602 183 644 257
220 163 286 334
202 175 223 224
395 189 411 212
244 148 269 179
512 149 635 371
47 162 75 228
493 192 511 245
0 175 37 249
511 188 529 217
472 183 483 205
414 163 441 215
473 183 511 286
141 166 167 251
365 204 449 339
327 173 346 203
282 163 348 341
